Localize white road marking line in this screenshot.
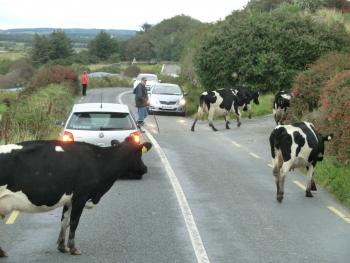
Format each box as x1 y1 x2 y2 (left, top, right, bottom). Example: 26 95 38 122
293 180 306 191
249 152 261 159
231 141 241 148
327 206 350 224
119 90 210 263
6 211 19 225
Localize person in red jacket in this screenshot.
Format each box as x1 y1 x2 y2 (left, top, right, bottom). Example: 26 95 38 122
81 71 89 96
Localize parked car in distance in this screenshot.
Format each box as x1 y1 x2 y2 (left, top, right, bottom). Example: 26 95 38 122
148 83 186 116
133 73 160 93
60 103 141 147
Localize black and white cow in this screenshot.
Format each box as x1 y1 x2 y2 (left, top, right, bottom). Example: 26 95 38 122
190 88 246 132
269 122 332 202
0 137 152 257
236 86 260 119
273 90 291 125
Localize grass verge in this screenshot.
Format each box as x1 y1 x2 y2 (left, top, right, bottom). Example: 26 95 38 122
1 84 74 143
315 157 350 209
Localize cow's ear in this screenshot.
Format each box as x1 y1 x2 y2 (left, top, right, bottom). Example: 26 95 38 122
111 140 121 147
323 133 333 142
140 142 152 154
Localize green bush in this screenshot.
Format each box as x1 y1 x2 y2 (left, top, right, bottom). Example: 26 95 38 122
195 5 350 92
290 52 350 121
29 65 79 95
1 84 74 143
318 70 350 163
124 64 141 78
89 76 132 88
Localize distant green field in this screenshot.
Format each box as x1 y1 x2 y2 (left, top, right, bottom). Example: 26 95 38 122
0 52 26 60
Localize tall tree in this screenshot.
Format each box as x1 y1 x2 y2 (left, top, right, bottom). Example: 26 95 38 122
30 34 51 65
49 30 73 60
88 30 119 61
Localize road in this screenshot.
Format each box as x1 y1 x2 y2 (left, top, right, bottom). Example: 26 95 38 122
1 87 349 263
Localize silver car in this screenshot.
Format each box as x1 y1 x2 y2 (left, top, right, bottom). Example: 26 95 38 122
61 103 140 147
148 83 186 116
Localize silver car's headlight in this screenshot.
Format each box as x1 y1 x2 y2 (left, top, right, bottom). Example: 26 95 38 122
179 98 186 106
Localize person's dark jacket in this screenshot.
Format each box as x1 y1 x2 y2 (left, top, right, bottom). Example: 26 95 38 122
134 83 149 107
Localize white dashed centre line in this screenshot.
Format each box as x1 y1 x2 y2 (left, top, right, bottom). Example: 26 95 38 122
293 180 306 191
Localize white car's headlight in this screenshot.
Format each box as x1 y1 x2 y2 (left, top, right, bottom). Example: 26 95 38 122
179 98 186 106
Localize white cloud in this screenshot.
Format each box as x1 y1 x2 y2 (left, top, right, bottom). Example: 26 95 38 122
0 0 249 30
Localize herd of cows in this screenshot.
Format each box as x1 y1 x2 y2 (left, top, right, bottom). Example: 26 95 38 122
190 87 332 202
0 87 332 258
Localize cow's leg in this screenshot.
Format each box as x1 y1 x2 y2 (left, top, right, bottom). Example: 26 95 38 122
277 162 291 202
233 106 241 127
191 106 204 132
208 108 218 131
57 204 72 253
247 104 252 119
224 115 230 129
0 207 8 257
191 118 198 132
305 166 315 197
67 198 86 255
0 215 7 257
311 178 317 191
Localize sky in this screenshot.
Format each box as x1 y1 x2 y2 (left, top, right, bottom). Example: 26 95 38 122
0 0 250 30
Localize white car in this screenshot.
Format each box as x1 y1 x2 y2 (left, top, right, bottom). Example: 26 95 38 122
61 103 140 147
133 73 160 93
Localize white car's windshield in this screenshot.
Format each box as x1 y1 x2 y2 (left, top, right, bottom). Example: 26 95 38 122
137 75 158 81
152 85 182 95
67 112 134 130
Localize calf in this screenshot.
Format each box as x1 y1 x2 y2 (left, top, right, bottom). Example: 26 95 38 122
269 122 332 202
0 137 152 257
273 90 291 125
236 87 260 119
191 88 246 132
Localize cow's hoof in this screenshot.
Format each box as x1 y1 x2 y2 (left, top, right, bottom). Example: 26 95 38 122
237 122 241 127
57 245 69 253
0 247 8 257
190 128 194 132
226 125 230 130
70 248 82 255
305 191 313 198
277 194 283 203
248 115 252 119
311 181 317 191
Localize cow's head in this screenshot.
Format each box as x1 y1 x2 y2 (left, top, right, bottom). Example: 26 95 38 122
316 133 333 161
253 90 260 105
112 137 152 179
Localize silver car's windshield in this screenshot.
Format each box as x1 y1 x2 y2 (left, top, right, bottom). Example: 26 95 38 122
67 112 135 131
152 85 182 95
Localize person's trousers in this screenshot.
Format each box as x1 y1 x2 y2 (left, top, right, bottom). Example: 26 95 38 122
82 84 87 96
137 107 148 124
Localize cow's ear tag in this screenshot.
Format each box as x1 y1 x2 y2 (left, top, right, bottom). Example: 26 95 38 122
142 146 148 154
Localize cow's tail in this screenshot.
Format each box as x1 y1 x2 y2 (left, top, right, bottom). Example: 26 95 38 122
191 95 207 132
269 127 286 174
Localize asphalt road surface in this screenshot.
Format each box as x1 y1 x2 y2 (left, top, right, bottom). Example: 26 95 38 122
1 87 349 263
